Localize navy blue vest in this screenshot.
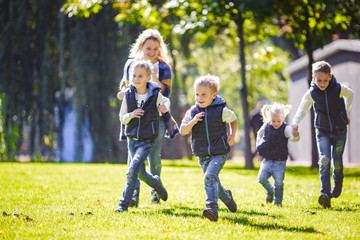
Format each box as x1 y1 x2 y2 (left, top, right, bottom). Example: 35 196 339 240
310 75 347 133
125 83 160 141
190 96 230 157
257 122 288 161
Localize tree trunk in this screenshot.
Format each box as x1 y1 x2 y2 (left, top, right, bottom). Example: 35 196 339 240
305 10 319 169
235 13 253 169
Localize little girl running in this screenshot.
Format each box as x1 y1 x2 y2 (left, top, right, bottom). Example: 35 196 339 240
256 103 299 206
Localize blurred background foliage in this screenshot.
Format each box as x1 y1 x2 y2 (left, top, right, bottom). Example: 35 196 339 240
0 0 359 166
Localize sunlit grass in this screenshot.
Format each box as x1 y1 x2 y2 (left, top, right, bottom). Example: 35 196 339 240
1 161 359 239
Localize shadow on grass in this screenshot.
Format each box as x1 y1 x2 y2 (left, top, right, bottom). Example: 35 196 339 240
223 215 319 233
146 205 319 234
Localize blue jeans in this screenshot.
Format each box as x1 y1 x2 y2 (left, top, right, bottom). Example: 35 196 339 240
198 155 231 209
120 139 159 207
316 128 347 196
258 159 286 205
128 119 165 193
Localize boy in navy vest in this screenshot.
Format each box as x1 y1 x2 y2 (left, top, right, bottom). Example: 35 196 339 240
292 61 354 208
180 75 238 221
256 103 299 207
115 60 169 212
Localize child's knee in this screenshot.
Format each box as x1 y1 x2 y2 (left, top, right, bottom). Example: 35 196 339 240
318 155 330 167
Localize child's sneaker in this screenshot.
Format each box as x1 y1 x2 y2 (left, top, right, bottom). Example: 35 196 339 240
275 203 282 207
318 194 331 208
266 191 274 203
203 204 218 222
151 189 160 204
114 205 128 213
129 189 140 207
154 176 168 201
224 190 237 212
331 182 342 198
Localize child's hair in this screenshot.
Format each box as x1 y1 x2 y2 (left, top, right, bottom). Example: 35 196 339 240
312 61 331 75
131 60 153 77
194 74 220 93
261 102 292 123
129 29 170 64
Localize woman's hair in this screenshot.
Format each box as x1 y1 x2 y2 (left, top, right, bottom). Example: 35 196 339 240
129 29 170 64
261 102 292 122
312 61 331 75
194 74 220 93
131 60 153 77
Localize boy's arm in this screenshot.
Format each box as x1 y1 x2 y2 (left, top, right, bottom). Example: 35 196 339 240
227 119 237 146
119 98 144 124
157 93 170 113
285 125 300 142
222 107 238 146
119 98 131 124
292 89 313 127
340 84 354 114
179 109 204 135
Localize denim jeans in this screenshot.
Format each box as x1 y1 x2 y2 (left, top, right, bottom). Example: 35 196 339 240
316 128 347 196
127 119 165 193
120 139 159 207
258 159 286 205
198 154 231 209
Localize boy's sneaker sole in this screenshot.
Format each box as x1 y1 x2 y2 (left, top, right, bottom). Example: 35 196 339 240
318 194 331 208
203 209 218 222
225 190 237 212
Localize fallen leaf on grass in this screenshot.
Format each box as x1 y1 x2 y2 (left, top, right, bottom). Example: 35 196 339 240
24 216 34 222
260 203 265 207
0 230 4 234
94 200 102 206
2 211 10 217
161 229 171 234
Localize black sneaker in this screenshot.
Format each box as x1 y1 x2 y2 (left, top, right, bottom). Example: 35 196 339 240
318 194 331 208
224 190 237 212
203 204 218 222
154 176 168 201
151 189 161 204
331 182 343 198
129 189 139 208
266 191 274 203
114 205 128 213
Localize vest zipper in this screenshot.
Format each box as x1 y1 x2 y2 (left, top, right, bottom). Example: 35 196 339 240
324 90 333 132
137 118 140 139
205 108 211 156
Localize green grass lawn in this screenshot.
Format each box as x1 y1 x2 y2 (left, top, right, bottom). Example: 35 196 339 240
1 160 359 239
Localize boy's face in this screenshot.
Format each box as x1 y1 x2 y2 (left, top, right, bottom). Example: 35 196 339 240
270 114 285 129
314 72 331 91
195 85 217 108
142 39 160 64
132 67 150 90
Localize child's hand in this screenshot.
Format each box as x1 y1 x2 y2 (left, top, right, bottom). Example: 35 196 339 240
130 108 144 119
292 125 299 137
347 115 351 125
158 104 168 114
117 91 125 100
192 112 205 124
227 134 235 146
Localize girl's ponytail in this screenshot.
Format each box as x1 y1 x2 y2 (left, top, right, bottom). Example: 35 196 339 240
261 104 272 122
